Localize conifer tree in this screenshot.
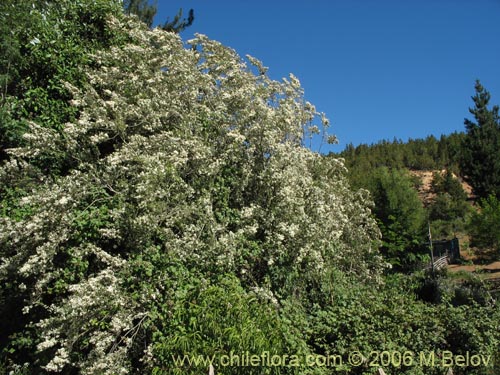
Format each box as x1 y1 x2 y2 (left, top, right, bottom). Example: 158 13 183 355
123 0 194 32
123 0 157 27
162 8 195 33
462 81 500 199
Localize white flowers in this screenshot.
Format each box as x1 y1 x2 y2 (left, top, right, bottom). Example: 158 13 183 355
29 36 40 45
1 9 383 374
44 348 70 372
57 196 69 206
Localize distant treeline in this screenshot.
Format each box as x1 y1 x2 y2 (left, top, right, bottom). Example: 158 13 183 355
335 81 500 204
335 132 465 173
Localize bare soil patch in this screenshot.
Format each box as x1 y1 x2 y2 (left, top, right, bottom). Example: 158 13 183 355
447 261 500 280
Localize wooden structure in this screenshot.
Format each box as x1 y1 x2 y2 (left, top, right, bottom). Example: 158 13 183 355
430 238 460 263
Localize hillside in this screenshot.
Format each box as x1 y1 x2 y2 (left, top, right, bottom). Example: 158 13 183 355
409 170 475 206
409 170 500 283
338 137 500 288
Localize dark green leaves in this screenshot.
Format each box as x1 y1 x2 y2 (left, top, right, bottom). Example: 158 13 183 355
462 81 500 199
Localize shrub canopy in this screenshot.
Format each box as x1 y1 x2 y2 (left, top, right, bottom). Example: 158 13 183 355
0 11 383 373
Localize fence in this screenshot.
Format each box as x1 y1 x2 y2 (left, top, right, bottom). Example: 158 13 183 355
420 237 460 272
432 255 449 270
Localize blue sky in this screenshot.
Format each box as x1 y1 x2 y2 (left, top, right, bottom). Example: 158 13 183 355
155 1 500 153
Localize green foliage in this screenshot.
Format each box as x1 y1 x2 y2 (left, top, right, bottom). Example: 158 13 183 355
432 170 467 201
337 133 475 260
0 187 33 221
123 0 194 33
0 12 383 372
162 8 195 33
146 271 312 374
1 3 499 375
468 195 500 256
0 0 124 167
357 167 427 269
461 80 500 199
0 0 30 99
427 219 461 241
309 272 500 375
337 134 469 258
428 170 471 238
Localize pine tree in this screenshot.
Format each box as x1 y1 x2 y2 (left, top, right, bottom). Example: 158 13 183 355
461 80 500 199
123 0 157 27
162 8 195 33
123 0 194 32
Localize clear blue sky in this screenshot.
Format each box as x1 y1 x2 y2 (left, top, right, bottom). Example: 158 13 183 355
155 1 500 153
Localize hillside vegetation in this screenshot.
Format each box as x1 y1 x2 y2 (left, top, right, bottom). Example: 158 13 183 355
0 1 499 375
334 112 500 268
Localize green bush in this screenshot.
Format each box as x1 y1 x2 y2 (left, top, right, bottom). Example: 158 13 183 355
469 195 500 257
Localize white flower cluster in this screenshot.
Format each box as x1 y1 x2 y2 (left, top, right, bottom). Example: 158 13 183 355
1 12 384 373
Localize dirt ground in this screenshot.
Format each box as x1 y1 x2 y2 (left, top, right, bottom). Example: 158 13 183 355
447 245 500 280
447 261 500 280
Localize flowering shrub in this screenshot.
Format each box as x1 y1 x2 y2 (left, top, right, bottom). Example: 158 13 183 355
2 6 500 375
0 12 386 372
0 0 125 165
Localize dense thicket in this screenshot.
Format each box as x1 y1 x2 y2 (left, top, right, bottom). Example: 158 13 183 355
1 2 499 375
0 0 124 167
362 168 427 270
469 195 500 254
0 3 382 372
